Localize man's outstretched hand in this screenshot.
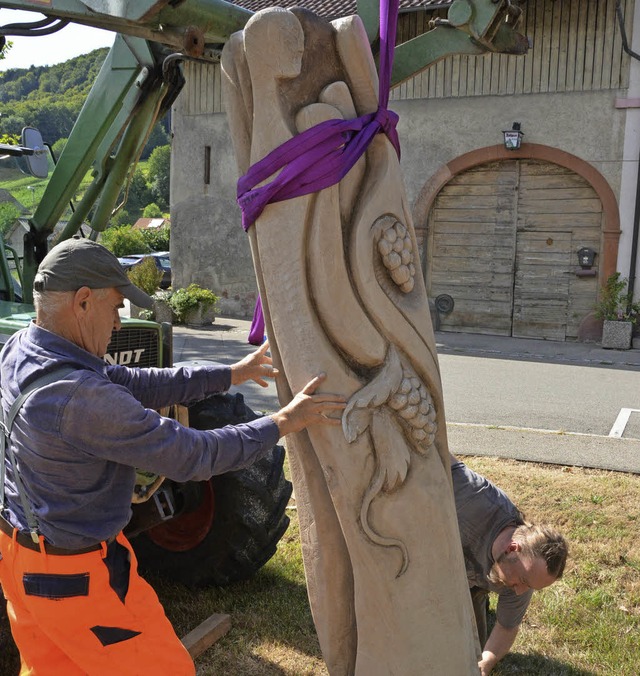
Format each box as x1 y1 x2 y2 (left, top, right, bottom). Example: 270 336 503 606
270 374 346 436
230 341 279 387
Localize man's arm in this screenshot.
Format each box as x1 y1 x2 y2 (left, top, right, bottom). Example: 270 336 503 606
478 622 519 676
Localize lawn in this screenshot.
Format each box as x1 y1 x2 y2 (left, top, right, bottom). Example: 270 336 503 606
1 455 639 675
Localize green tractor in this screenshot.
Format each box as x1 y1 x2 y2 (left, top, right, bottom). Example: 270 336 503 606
0 129 292 588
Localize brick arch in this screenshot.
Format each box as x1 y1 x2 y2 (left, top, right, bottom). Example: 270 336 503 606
412 143 620 283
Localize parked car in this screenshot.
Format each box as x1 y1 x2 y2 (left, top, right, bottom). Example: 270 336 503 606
118 251 171 289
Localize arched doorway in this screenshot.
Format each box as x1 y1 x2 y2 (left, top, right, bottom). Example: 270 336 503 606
414 146 621 341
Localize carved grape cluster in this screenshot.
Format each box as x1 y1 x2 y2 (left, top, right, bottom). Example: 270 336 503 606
387 368 436 451
377 220 415 293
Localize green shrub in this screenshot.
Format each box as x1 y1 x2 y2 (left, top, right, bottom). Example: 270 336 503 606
141 224 170 251
100 225 149 257
168 284 218 323
142 203 163 218
594 272 640 324
126 257 163 296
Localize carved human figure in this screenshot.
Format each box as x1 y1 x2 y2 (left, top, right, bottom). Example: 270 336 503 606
222 9 480 675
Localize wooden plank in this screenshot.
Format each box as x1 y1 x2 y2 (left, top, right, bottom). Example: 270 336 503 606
518 186 599 200
564 0 578 92
479 53 489 95
450 54 461 97
548 0 562 92
490 53 501 95
538 0 553 92
435 195 500 209
431 257 514 274
518 212 603 229
499 53 509 94
433 243 515 259
433 209 512 224
574 0 589 90
556 0 570 91
591 0 606 90
517 197 603 214
518 173 591 189
582 0 596 90
600 0 616 88
181 613 231 659
521 0 536 93
610 0 624 87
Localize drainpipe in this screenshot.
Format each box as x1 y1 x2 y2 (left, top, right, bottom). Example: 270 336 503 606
616 0 640 300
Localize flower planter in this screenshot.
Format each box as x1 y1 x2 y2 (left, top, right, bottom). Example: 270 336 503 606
153 298 174 324
184 305 216 327
601 320 633 350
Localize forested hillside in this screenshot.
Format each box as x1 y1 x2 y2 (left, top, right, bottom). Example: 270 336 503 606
0 48 109 144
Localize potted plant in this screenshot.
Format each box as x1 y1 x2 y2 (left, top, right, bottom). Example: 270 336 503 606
125 256 163 318
168 283 219 326
594 272 640 350
151 289 175 324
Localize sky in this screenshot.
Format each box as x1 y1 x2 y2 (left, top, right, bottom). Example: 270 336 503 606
0 9 114 72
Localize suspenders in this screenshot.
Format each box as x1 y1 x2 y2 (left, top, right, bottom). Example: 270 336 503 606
0 367 75 543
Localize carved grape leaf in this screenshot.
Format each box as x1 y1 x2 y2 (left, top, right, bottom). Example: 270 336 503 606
342 345 403 442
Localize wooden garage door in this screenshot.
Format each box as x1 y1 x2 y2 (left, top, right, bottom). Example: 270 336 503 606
426 160 602 340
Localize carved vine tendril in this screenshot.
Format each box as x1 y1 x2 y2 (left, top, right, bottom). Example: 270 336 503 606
343 345 437 576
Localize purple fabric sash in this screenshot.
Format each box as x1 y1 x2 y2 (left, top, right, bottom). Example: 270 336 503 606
242 0 400 345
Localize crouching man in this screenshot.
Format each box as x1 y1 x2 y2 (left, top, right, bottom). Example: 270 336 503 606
451 454 569 675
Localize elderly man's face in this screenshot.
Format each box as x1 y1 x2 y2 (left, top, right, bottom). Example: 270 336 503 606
490 552 557 596
81 287 124 358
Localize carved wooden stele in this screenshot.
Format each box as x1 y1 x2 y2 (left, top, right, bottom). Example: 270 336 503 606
221 8 480 675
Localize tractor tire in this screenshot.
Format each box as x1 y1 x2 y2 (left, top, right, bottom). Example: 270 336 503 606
131 392 292 587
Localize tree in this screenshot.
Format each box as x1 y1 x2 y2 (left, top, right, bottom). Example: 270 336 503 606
0 39 11 61
147 144 170 210
123 169 153 220
142 203 163 218
100 225 149 257
140 121 170 160
51 137 68 160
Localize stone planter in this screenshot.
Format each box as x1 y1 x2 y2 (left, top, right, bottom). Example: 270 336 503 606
184 304 216 327
153 298 174 324
601 319 633 350
129 303 149 320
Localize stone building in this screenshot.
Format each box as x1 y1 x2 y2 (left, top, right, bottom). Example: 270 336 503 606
170 0 640 341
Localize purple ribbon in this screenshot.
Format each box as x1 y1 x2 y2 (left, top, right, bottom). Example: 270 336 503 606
242 0 400 343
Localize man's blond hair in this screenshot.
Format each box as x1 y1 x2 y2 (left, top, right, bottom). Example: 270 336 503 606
512 523 568 579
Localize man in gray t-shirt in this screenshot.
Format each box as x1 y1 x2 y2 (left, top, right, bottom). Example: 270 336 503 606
451 455 568 676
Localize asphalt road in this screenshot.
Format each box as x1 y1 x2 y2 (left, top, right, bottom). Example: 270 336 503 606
172 319 640 474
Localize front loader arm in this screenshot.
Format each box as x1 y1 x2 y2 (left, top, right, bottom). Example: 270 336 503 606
21 34 175 302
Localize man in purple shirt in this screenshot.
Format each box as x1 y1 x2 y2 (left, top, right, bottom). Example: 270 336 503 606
0 238 346 675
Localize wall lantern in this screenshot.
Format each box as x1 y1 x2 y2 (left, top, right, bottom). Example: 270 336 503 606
577 247 597 269
503 122 524 150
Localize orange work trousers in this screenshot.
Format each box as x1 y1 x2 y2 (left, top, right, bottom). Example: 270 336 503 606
0 529 194 676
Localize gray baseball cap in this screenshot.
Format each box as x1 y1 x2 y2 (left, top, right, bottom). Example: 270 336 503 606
34 238 154 309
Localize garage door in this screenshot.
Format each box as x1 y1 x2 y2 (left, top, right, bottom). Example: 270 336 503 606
425 160 602 340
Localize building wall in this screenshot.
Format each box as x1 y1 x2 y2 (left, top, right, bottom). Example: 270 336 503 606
170 0 636 330
171 96 257 318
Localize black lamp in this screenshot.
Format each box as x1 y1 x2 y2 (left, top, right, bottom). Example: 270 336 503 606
503 122 524 150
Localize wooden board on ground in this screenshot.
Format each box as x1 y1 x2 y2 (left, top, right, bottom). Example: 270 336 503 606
181 613 231 659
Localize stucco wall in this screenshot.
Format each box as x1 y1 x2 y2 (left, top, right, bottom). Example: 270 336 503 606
171 111 257 318
171 88 626 318
393 90 625 211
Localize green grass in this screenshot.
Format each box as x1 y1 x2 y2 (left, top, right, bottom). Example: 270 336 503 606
1 456 639 675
